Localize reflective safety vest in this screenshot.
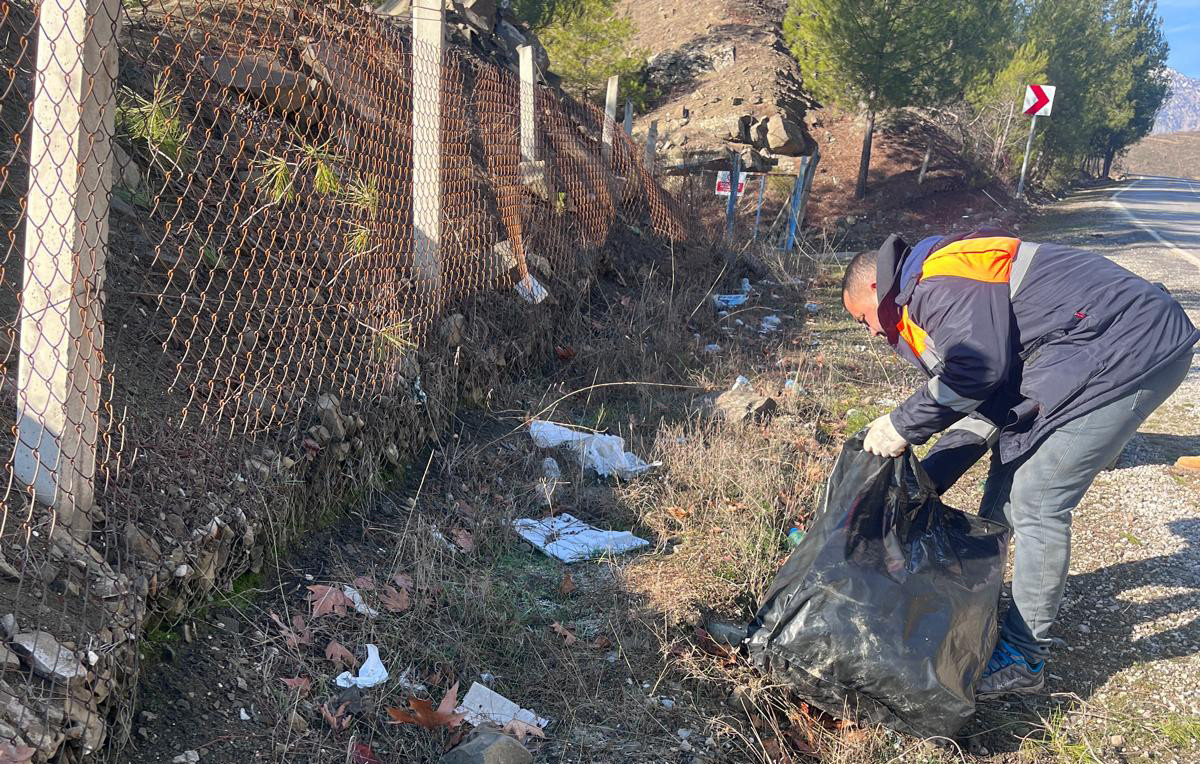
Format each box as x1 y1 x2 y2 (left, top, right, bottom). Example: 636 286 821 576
896 236 1034 371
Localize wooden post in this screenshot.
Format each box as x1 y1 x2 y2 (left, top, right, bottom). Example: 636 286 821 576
724 152 741 242
16 0 120 531
601 75 618 164
644 120 658 172
411 0 444 297
518 44 536 165
623 99 633 136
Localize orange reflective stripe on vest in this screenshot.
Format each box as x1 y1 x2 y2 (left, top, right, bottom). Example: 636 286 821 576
898 305 928 358
894 236 1021 364
920 236 1021 283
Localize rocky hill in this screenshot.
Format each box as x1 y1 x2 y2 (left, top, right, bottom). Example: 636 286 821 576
1153 68 1200 134
621 0 814 172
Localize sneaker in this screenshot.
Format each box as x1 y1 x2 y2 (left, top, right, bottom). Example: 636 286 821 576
976 639 1045 698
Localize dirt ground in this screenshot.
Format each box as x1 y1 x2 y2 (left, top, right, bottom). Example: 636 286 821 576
123 184 1200 764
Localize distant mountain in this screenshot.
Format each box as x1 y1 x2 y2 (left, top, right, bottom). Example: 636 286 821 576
1153 69 1200 134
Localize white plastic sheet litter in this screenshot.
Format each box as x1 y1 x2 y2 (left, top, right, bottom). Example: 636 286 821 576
529 420 659 479
334 644 389 689
342 585 379 618
456 682 549 729
516 273 548 304
513 513 650 563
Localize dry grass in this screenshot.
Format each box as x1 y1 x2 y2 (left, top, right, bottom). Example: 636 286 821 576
133 234 1200 764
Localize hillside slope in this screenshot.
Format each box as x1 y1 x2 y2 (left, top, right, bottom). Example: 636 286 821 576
1120 131 1200 180
1153 68 1200 134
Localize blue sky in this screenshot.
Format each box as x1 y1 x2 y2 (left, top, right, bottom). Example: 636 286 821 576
1162 0 1200 77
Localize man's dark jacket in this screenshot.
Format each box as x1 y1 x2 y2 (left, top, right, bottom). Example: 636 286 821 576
875 228 1198 491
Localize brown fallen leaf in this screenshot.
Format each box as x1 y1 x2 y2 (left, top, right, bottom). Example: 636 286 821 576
350 742 383 764
386 681 467 730
666 506 690 521
392 573 415 592
451 528 474 553
550 621 577 646
502 718 546 743
280 677 312 696
325 639 356 670
558 572 576 596
351 575 376 591
694 628 738 665
554 345 576 361
269 612 314 650
379 584 411 613
321 701 351 731
307 584 354 618
592 635 612 650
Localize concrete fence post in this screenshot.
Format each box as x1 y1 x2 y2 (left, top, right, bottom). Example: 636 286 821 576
517 44 537 165
601 75 618 164
16 0 120 531
644 119 658 172
623 99 633 136
411 0 444 298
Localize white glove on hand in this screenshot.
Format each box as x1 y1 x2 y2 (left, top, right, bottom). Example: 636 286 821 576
864 413 908 457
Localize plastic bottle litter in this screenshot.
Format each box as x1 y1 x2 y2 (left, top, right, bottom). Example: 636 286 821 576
542 457 562 480
785 527 806 548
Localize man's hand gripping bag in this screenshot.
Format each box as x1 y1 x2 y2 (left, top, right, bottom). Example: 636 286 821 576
747 435 1008 738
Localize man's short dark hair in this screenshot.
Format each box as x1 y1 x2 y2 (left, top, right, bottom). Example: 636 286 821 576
842 249 877 298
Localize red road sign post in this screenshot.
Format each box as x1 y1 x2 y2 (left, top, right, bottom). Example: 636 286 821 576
1018 84 1057 197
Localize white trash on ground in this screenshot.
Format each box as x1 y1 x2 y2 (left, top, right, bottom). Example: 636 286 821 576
529 420 659 479
341 585 380 618
456 682 550 729
334 643 390 689
542 457 561 480
513 513 650 563
712 293 748 310
731 376 753 392
516 273 548 304
759 315 782 334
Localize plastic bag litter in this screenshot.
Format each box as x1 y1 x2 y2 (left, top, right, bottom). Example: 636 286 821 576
747 434 1008 739
529 420 659 479
335 644 390 689
456 682 549 729
513 513 649 563
342 585 379 618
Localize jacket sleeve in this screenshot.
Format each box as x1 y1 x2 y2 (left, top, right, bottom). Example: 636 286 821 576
890 278 1012 444
921 416 998 494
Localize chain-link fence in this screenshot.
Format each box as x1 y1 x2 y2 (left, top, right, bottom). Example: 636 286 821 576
0 0 688 759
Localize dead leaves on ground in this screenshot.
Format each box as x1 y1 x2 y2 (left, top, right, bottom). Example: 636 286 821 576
350 743 383 764
307 584 354 618
379 584 411 613
503 718 546 743
325 639 356 670
558 572 576 596
386 681 467 730
280 677 312 696
321 701 352 731
451 528 474 553
550 621 577 646
270 612 314 650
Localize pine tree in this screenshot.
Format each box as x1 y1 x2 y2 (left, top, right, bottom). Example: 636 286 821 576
784 0 1010 197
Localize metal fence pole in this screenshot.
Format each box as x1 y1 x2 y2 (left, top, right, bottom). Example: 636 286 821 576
725 153 742 242
623 99 633 136
16 0 120 531
602 75 618 164
412 0 444 299
783 158 808 253
751 173 767 241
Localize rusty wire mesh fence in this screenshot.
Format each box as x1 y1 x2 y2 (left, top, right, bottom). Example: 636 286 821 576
0 0 688 758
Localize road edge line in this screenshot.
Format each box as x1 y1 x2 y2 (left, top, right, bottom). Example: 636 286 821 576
1110 177 1200 272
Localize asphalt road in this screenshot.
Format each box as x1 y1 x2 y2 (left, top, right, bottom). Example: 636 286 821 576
1110 174 1200 272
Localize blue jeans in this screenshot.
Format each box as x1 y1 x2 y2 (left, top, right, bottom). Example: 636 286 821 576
979 350 1193 662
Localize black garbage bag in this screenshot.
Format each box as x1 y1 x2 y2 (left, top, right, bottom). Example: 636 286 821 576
747 434 1008 739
